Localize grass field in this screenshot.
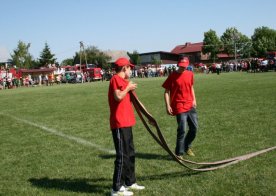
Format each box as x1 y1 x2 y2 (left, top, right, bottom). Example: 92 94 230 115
0 72 275 196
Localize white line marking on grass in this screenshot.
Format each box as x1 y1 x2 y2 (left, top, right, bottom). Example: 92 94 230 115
0 113 115 154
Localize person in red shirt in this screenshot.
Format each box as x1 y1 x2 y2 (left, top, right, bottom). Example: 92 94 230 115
108 57 145 196
162 57 198 157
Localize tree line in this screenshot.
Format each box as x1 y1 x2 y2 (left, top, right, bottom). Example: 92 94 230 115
7 42 112 70
203 26 276 62
6 26 276 69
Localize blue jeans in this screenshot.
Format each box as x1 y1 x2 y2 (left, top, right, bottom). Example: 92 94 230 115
175 107 198 155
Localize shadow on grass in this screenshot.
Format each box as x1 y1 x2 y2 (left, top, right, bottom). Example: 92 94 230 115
139 170 201 181
28 170 200 194
28 177 109 194
99 152 172 160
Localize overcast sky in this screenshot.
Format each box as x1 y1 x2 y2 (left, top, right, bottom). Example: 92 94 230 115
1 0 275 62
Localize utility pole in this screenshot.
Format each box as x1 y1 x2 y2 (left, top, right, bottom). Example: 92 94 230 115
79 41 88 70
79 42 82 71
234 42 237 63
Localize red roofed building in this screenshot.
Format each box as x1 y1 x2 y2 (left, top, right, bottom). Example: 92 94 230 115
138 42 235 67
171 42 203 54
171 42 208 63
217 53 234 60
19 68 55 75
171 42 233 63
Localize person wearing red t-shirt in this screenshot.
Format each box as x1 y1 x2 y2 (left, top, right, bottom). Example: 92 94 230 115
162 57 198 157
108 57 145 196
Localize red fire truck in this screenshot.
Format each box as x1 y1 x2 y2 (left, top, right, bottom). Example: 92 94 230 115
82 64 102 81
63 64 103 82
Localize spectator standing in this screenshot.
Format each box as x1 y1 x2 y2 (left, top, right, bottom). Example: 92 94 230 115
100 69 104 82
45 74 49 86
38 74 42 85
216 63 221 75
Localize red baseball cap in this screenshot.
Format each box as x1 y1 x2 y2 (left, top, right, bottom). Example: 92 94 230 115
115 57 134 67
178 57 189 67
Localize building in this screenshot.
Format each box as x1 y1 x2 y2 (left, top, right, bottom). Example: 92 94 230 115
171 42 208 64
171 42 233 64
139 51 180 66
104 50 130 63
138 42 233 68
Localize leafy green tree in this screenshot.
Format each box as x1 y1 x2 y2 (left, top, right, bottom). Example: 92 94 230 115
102 63 112 71
95 51 111 69
38 43 57 67
237 35 252 58
30 59 40 69
73 52 80 65
221 27 252 58
61 58 74 66
202 29 222 62
10 40 33 68
127 50 141 65
151 56 162 65
73 45 111 69
251 26 276 57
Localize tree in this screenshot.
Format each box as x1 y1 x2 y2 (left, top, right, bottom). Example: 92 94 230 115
38 43 57 67
30 59 40 69
202 29 222 62
238 35 252 58
251 26 276 57
237 35 252 58
151 56 162 65
127 50 141 65
61 58 74 66
73 45 111 69
221 27 252 58
10 40 33 68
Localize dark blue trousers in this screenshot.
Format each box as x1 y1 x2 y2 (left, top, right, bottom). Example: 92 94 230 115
175 107 198 155
112 127 136 191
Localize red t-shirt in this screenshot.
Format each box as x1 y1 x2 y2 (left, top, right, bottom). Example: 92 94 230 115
108 74 136 129
162 71 194 115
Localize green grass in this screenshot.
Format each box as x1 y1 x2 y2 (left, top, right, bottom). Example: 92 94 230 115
0 72 275 195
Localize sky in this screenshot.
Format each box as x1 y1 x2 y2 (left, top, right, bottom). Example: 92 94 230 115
1 0 275 63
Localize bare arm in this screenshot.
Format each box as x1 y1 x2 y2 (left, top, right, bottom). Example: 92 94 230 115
192 86 197 108
164 89 173 115
114 81 137 101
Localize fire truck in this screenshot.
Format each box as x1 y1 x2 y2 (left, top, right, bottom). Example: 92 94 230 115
82 64 102 82
0 67 21 89
62 64 102 82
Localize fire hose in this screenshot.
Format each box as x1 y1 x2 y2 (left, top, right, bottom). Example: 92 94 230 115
130 92 276 171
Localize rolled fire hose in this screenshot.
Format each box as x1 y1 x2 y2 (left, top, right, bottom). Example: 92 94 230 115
130 92 276 171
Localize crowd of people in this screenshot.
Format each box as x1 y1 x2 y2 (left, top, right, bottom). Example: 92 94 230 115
200 58 276 74
0 73 60 89
1 58 275 90
125 58 276 78
0 71 93 89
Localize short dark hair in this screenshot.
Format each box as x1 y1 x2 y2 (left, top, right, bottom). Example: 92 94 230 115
115 65 123 73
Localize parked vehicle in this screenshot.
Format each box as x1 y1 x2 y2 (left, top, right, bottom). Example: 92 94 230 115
62 71 82 83
83 67 102 81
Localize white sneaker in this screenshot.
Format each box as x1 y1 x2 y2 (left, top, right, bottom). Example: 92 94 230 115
127 183 145 190
111 186 133 196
